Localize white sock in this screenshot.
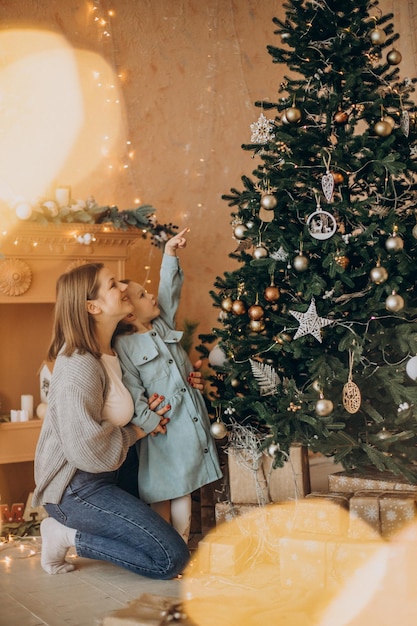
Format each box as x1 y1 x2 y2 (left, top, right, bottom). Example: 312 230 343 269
40 517 77 574
170 494 192 543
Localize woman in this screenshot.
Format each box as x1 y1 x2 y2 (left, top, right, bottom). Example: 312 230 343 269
32 262 190 578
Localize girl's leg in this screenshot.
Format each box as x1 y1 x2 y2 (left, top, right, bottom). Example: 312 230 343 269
170 494 192 543
46 471 189 579
40 517 77 574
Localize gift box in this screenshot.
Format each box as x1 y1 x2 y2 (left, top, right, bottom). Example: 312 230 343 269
101 593 195 626
348 490 417 539
215 501 261 525
279 534 329 590
263 444 310 502
227 447 270 505
328 468 417 494
195 531 255 576
294 494 351 536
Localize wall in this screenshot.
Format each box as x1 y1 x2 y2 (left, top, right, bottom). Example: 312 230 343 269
1 0 416 399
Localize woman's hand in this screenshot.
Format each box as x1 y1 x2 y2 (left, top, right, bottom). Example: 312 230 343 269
148 393 171 436
188 359 204 391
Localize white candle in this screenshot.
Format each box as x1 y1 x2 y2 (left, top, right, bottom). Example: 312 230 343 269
21 395 33 419
55 186 71 207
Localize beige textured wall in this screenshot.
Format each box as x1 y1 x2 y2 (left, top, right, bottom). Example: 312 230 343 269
1 0 417 359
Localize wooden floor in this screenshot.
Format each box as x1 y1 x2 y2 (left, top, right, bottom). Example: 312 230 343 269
0 536 200 626
0 458 339 626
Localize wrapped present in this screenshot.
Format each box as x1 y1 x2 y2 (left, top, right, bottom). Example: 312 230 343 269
328 468 417 494
294 495 351 536
279 534 329 590
215 501 261 525
101 593 195 626
348 490 417 539
195 531 255 576
263 444 310 502
227 447 270 505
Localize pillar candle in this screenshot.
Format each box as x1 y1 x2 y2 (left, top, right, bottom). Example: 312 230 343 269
21 395 33 419
55 186 71 207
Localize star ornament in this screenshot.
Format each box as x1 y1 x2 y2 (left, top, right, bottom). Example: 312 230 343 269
289 298 333 343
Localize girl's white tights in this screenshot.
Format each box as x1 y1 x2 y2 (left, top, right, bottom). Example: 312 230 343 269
151 494 192 543
40 517 77 574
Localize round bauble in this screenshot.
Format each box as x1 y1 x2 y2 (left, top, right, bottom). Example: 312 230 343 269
253 245 269 259
210 420 228 439
260 194 277 210
293 254 309 272
208 344 227 367
249 319 265 332
385 234 404 253
385 292 404 312
281 111 289 124
36 402 48 419
387 49 402 65
233 224 246 240
333 110 349 125
232 299 246 315
264 285 280 302
412 224 417 239
246 220 255 230
315 398 334 417
15 202 33 220
332 171 344 185
285 106 302 123
248 304 264 320
230 378 240 388
312 380 322 393
221 297 233 312
406 355 417 381
370 265 388 284
370 27 386 45
374 120 392 137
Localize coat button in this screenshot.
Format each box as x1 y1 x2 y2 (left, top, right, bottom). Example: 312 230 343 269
193 417 198 422
168 359 173 364
143 356 148 361
181 388 186 392
151 331 156 336
203 448 208 453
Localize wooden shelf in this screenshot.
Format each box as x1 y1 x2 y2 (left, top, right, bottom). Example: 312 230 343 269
0 420 42 464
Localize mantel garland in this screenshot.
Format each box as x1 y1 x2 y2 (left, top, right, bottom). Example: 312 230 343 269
17 196 178 249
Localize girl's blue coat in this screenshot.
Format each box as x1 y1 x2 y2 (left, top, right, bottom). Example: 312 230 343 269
114 254 222 502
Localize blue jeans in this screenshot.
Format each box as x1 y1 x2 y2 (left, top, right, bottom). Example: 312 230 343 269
44 469 190 579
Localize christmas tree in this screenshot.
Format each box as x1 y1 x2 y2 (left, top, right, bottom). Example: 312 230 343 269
200 0 417 483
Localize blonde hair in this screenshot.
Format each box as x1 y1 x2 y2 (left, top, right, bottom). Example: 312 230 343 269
47 263 104 360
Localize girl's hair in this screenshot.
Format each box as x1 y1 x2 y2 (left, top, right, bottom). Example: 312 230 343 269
113 279 136 338
47 263 104 360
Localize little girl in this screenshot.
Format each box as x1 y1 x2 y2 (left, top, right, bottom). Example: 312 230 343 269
113 228 222 542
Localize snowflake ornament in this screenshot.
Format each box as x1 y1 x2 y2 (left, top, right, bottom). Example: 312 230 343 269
270 246 289 262
250 113 275 144
289 297 333 342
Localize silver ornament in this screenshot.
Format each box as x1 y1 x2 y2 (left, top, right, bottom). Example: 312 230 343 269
260 194 277 210
370 266 388 284
315 398 334 416
253 245 269 259
385 292 404 312
293 254 309 272
233 224 246 240
268 443 280 457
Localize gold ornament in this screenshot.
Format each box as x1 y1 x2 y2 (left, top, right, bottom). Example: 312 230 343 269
370 27 386 45
285 106 302 123
412 224 417 239
387 49 402 65
370 265 388 284
248 304 264 320
221 297 233 312
293 253 309 272
333 110 349 125
385 234 404 253
232 299 246 315
315 397 334 417
264 285 280 302
374 119 392 137
0 258 32 296
260 194 277 210
385 291 404 312
233 223 246 240
210 419 228 439
384 115 396 129
253 244 269 259
331 171 344 185
249 319 265 332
